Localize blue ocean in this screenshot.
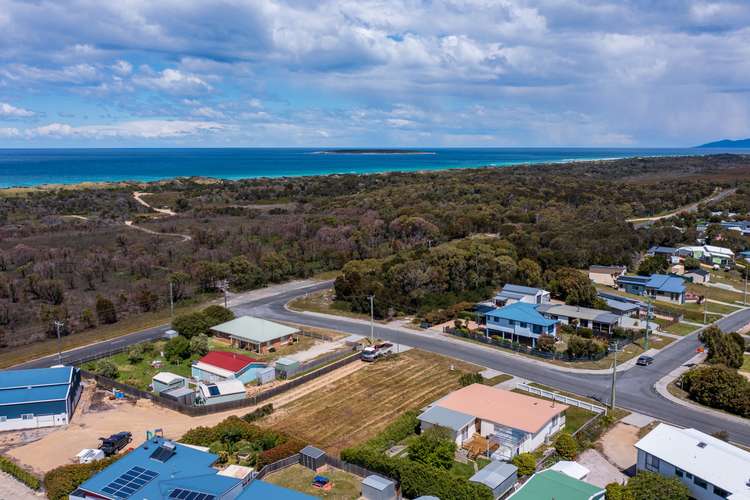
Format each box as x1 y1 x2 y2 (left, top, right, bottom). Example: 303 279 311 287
0 147 747 188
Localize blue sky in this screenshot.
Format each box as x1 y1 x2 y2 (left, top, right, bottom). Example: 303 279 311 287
1 0 749 147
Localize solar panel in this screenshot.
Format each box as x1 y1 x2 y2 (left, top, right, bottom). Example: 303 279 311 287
102 466 158 498
150 441 176 462
168 488 216 500
207 385 221 396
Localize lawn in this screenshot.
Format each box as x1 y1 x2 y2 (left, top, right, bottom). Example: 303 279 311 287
450 460 477 479
512 386 596 434
688 283 746 306
663 322 699 336
263 464 361 499
742 354 750 374
260 349 483 455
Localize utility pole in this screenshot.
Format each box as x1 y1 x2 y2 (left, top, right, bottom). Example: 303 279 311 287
216 280 229 308
53 320 64 365
744 264 748 306
703 293 708 324
369 295 374 343
644 298 652 351
169 281 174 318
609 340 618 415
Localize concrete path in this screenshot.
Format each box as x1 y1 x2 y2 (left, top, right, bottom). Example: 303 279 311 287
578 449 628 488
0 472 41 499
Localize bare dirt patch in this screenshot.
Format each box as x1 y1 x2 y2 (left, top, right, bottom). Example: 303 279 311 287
598 422 640 470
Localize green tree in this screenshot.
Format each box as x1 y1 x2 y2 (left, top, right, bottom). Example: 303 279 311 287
407 426 456 470
172 312 209 339
94 359 119 379
699 326 745 369
189 333 210 357
95 296 117 324
626 471 689 500
547 268 599 307
80 308 95 329
169 272 191 301
683 256 701 270
536 334 556 353
605 482 634 500
228 256 262 291
164 335 191 363
554 432 578 460
202 305 235 327
511 452 537 476
517 258 542 287
680 365 750 417
126 344 145 364
637 255 668 276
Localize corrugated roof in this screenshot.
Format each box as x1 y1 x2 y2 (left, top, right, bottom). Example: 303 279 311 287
0 366 73 390
435 384 567 434
300 445 326 459
418 405 475 432
0 384 69 405
470 461 517 489
212 316 300 343
152 372 184 385
604 299 639 313
549 461 590 480
509 470 603 500
537 304 620 325
635 423 750 496
645 274 686 294
199 379 245 398
198 351 256 373
502 284 547 296
485 302 557 327
362 475 395 490
237 480 316 499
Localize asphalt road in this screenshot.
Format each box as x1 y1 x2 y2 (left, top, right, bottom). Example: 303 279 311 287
16 280 750 445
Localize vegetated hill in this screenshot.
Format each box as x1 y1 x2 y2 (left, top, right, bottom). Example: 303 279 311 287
698 138 750 148
0 155 749 350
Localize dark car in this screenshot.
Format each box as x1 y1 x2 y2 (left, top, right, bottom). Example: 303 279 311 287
636 355 654 366
99 431 133 456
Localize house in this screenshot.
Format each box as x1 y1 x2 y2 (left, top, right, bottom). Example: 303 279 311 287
647 246 678 259
484 302 558 347
683 268 711 284
740 250 750 262
678 245 734 267
191 351 267 384
536 304 621 335
197 379 246 405
70 435 312 499
508 469 605 500
616 274 686 304
588 265 627 287
0 366 81 431
494 284 551 307
151 372 186 395
211 315 300 353
635 423 750 500
418 384 567 460
469 461 518 500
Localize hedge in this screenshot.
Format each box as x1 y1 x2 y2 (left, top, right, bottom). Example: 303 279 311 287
44 454 125 500
0 456 41 490
256 438 306 468
242 404 274 423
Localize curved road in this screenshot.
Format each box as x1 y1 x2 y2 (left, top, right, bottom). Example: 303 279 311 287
16 281 750 445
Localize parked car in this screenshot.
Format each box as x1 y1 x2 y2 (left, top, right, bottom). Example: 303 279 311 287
98 432 133 456
361 343 394 362
636 355 654 366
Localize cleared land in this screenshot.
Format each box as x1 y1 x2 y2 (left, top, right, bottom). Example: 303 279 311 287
260 349 482 455
263 464 361 499
287 289 372 321
742 354 750 374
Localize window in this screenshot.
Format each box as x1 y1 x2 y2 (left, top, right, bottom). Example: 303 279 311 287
686 472 693 479
0 416 6 422
520 322 527 328
21 414 34 420
508 320 515 326
674 468 683 478
645 453 660 472
693 476 707 489
714 486 730 498
532 325 541 334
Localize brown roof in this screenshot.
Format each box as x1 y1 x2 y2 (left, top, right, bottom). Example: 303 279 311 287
435 384 568 434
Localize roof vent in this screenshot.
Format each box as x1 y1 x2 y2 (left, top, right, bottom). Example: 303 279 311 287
697 442 707 448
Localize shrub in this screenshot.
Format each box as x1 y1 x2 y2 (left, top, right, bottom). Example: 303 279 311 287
172 312 210 339
256 438 306 468
680 365 750 417
576 327 593 339
44 454 124 500
242 404 274 423
189 333 210 357
95 296 117 324
511 452 537 476
554 432 578 460
407 426 456 470
626 471 689 499
164 335 191 363
700 326 745 369
566 335 606 359
202 305 235 327
126 344 145 364
94 359 119 379
0 456 40 490
605 482 634 500
458 372 483 387
536 334 556 353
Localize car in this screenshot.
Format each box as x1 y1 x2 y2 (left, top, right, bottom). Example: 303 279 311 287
636 355 654 366
98 431 133 456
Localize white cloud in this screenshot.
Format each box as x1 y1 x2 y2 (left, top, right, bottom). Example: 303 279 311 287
112 60 133 76
0 102 34 117
16 120 224 139
134 68 213 93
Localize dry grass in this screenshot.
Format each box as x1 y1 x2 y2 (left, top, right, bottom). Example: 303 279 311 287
261 349 480 455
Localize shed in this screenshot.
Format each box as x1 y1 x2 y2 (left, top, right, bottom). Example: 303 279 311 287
256 365 276 385
198 379 246 405
470 461 518 499
362 475 397 500
275 357 300 378
160 386 196 406
549 461 590 481
151 372 186 395
300 445 327 471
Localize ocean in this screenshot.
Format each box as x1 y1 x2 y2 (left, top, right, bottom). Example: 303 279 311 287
0 147 747 188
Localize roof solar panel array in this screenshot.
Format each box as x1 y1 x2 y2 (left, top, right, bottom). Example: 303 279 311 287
168 488 217 500
101 466 158 498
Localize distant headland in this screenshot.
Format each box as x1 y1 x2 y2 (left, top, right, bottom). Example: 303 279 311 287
697 138 750 148
313 149 435 155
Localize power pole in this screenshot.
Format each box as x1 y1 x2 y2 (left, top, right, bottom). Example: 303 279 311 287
644 298 652 351
610 340 618 414
169 281 174 318
53 320 64 365
744 264 748 306
369 295 374 343
703 293 708 324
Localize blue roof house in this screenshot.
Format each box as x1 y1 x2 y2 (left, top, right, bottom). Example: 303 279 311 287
484 302 558 347
71 435 314 499
0 366 81 431
616 274 686 304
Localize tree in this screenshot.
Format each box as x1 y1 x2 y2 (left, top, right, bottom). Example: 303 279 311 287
699 326 745 369
172 312 210 339
94 359 119 379
537 334 556 353
511 452 537 476
683 256 701 270
637 256 668 276
169 272 191 301
189 333 210 357
554 432 578 460
95 296 117 324
407 426 456 470
459 372 483 387
626 471 689 500
547 268 599 307
605 482 634 500
126 344 145 364
680 365 750 417
566 335 606 359
164 335 191 363
80 308 95 329
38 279 65 305
202 305 235 327
517 258 542 287
228 256 262 291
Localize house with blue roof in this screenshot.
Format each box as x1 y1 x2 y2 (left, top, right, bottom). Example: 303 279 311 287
71 435 314 500
0 366 81 431
616 274 686 304
484 302 557 347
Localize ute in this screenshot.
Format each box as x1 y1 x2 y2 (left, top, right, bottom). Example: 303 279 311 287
98 431 133 456
361 342 394 362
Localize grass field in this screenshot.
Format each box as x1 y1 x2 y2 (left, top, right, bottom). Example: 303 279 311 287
263 464 361 499
260 349 482 455
742 355 750 374
688 283 746 305
287 289 373 321
663 322 699 336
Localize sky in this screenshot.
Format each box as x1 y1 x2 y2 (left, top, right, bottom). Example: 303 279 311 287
1 0 750 148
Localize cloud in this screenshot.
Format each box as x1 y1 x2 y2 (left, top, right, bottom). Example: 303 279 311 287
0 102 34 117
134 68 213 94
14 120 224 139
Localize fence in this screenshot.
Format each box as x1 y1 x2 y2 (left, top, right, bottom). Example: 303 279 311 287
83 352 361 416
325 455 381 479
254 453 301 480
515 383 607 414
251 450 383 484
299 329 335 342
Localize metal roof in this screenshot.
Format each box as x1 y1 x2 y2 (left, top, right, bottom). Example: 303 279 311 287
362 475 395 491
469 460 517 489
645 274 686 294
536 304 620 325
509 470 603 500
0 366 73 390
211 316 300 343
418 405 475 432
485 302 557 327
501 283 547 296
0 385 69 406
300 445 326 459
198 351 256 373
236 480 316 499
152 372 184 385
199 379 245 398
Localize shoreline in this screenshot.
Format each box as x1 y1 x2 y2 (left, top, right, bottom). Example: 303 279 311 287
0 151 747 191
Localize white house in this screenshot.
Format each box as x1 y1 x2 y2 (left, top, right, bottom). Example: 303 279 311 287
588 265 627 288
635 423 750 500
418 384 567 460
494 284 551 307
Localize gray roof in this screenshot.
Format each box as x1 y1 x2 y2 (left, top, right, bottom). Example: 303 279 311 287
470 461 518 489
589 265 626 274
496 290 526 300
418 405 475 431
211 316 300 343
362 475 395 491
537 303 620 325
684 269 710 277
300 445 326 459
605 299 639 313
502 284 546 296
162 386 195 397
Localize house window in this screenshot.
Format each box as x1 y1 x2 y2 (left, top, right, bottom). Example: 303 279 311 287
693 476 707 489
532 325 541 334
674 468 683 478
645 453 660 472
21 414 34 420
508 320 515 326
714 486 730 498
520 322 527 328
